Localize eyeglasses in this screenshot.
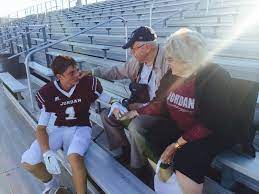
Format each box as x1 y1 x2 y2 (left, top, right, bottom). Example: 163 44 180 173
130 44 145 52
166 56 175 63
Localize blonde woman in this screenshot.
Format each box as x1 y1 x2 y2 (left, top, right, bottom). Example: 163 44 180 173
122 28 234 193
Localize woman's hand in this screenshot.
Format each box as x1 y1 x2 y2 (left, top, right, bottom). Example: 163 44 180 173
160 143 178 164
119 110 139 121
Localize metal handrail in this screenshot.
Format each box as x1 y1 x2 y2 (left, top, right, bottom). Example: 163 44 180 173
3 0 59 22
2 26 47 43
25 16 128 110
149 0 155 27
0 27 18 40
8 42 48 59
0 26 48 59
0 48 8 53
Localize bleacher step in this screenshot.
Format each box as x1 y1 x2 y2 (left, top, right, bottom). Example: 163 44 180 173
32 38 112 50
0 72 27 93
85 142 156 194
29 62 54 77
203 177 234 194
213 150 259 191
46 49 124 67
212 56 259 82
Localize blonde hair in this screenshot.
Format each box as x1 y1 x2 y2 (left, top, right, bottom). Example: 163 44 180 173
165 28 208 68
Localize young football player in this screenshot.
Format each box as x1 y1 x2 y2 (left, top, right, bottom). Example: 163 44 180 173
21 55 103 194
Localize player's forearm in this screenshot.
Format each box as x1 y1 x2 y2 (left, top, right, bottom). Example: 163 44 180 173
36 125 50 153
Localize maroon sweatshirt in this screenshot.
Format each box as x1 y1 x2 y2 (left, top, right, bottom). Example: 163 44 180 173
137 77 211 142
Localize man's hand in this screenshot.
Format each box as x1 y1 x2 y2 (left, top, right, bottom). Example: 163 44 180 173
160 143 177 164
108 102 128 119
43 150 61 175
119 110 139 121
128 103 144 110
79 70 92 79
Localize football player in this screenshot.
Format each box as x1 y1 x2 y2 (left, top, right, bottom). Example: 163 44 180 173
21 56 103 194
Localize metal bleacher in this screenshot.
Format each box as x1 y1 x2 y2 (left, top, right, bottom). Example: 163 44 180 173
0 0 259 193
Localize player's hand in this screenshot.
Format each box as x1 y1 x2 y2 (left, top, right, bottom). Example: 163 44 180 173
79 70 92 79
43 150 61 175
108 102 128 119
119 110 139 121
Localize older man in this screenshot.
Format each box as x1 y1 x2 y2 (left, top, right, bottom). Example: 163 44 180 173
97 26 168 163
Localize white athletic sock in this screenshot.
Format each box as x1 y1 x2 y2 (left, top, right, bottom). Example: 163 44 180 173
42 175 60 194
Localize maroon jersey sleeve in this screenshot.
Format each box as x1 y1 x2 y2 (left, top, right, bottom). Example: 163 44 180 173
35 86 50 112
89 76 103 102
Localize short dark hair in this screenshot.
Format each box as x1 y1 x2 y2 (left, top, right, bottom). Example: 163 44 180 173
51 55 77 76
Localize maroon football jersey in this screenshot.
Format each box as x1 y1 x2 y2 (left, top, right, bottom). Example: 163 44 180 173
36 76 103 127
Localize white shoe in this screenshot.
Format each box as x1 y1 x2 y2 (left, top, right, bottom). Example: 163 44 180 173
42 175 60 194
48 186 72 194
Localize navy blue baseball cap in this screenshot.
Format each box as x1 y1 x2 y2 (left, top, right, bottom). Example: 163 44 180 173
122 26 157 49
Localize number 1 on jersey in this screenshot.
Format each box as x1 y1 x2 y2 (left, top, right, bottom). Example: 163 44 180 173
65 106 76 120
